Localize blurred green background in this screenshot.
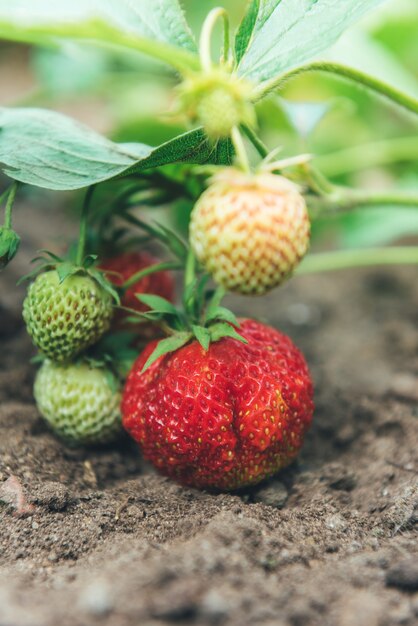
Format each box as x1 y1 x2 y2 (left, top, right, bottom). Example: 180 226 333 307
0 0 417 250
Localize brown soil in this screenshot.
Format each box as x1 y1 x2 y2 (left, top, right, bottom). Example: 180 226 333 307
0 201 417 626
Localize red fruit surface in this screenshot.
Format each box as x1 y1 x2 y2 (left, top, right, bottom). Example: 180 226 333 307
100 251 175 335
122 319 314 490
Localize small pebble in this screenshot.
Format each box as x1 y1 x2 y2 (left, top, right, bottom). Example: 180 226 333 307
325 514 348 532
199 589 229 622
78 580 114 616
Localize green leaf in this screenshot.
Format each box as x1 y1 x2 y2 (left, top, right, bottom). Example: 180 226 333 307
0 0 199 73
142 332 192 372
236 0 385 84
209 323 248 345
235 0 260 65
192 325 211 351
0 110 233 191
136 294 179 316
104 0 197 53
122 130 234 177
0 107 151 190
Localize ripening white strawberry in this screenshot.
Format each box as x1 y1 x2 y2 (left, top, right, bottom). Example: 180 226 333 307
189 168 310 295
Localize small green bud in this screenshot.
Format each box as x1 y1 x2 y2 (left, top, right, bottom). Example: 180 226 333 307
0 226 20 269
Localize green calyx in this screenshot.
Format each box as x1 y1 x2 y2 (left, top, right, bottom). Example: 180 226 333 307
20 250 120 304
178 70 256 140
121 246 247 373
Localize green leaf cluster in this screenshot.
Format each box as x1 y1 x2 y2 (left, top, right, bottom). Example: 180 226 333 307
0 0 401 191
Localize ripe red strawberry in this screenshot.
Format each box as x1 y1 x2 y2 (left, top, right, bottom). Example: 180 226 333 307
100 251 175 336
122 319 313 490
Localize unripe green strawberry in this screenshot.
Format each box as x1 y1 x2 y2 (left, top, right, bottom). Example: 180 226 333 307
23 270 114 362
178 71 255 139
34 360 122 446
196 86 247 139
190 168 310 295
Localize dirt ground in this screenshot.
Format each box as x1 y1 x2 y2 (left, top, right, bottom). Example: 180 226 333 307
0 199 417 626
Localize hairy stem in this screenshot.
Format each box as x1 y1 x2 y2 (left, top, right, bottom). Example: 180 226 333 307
315 136 418 177
231 126 251 173
199 7 230 72
296 247 418 275
241 124 269 158
121 262 182 292
76 186 95 266
3 182 18 229
253 62 418 116
307 189 418 214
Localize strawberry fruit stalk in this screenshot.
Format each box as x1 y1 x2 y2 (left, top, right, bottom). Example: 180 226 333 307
0 183 20 269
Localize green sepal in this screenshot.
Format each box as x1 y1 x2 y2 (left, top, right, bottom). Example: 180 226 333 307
136 293 179 316
206 306 239 326
89 268 120 305
56 262 78 283
103 367 120 394
204 286 227 322
30 353 45 365
208 322 248 344
116 305 164 322
192 325 211 351
124 315 156 325
83 254 98 269
36 249 64 263
141 332 193 373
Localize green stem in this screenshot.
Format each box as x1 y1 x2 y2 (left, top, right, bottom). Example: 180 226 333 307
121 261 182 292
184 248 196 289
241 124 269 158
199 7 230 72
252 62 418 116
315 136 418 178
76 186 95 266
308 189 418 214
3 182 18 228
296 247 418 275
231 126 251 173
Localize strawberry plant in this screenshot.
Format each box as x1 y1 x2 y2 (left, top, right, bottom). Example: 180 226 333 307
0 0 417 488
